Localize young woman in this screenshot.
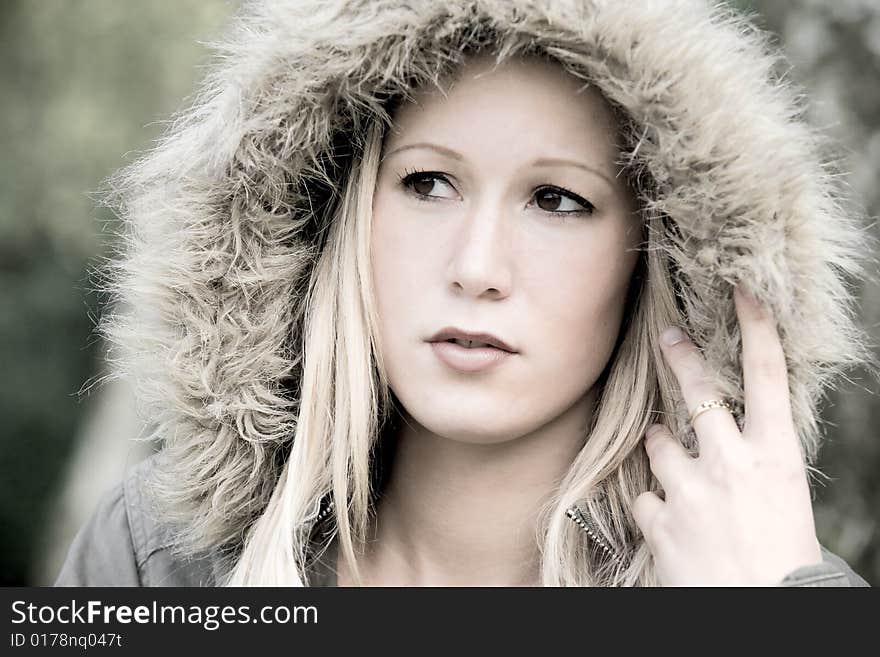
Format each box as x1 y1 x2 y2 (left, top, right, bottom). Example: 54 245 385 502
56 0 875 586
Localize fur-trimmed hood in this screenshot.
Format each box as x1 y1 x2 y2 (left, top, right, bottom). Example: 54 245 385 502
100 0 876 560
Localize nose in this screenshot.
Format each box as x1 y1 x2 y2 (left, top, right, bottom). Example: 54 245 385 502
446 200 513 300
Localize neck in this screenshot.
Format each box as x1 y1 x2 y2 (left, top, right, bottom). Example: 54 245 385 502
343 388 597 586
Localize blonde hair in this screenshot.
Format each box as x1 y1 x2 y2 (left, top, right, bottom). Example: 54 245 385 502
223 73 694 586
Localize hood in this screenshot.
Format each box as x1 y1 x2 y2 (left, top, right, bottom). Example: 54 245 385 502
100 0 876 559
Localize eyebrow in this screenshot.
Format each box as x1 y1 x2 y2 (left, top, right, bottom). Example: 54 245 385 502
382 142 615 189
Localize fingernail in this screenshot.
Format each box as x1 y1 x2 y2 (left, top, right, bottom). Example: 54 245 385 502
738 283 758 305
661 326 687 346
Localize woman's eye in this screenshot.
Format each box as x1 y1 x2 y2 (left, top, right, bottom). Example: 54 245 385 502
399 170 458 201
532 187 595 216
397 170 595 217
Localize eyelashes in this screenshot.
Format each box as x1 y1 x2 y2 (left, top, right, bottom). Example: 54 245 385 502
397 167 453 200
395 167 596 217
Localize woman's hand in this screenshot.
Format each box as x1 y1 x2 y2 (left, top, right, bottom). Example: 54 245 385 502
633 283 823 586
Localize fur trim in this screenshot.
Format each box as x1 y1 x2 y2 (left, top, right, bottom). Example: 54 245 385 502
97 0 876 557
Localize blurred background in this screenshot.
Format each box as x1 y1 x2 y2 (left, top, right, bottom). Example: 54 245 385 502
1 0 878 586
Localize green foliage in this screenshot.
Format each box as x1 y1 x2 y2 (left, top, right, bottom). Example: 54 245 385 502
0 0 236 585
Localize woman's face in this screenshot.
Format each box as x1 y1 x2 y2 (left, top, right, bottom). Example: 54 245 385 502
370 54 641 445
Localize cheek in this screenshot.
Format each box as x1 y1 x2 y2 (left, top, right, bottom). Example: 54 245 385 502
530 229 637 373
371 187 434 276
370 191 430 348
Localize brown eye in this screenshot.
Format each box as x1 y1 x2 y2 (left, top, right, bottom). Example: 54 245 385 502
411 174 437 196
533 186 595 215
536 189 564 212
399 170 457 201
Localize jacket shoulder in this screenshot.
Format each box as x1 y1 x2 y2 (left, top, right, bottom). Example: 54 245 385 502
779 545 871 587
54 454 221 587
53 472 140 586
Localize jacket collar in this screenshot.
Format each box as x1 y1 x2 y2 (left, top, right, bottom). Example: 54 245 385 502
311 496 624 567
565 504 623 565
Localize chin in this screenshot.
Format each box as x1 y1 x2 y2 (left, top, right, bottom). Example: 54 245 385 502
408 404 535 446
431 425 521 446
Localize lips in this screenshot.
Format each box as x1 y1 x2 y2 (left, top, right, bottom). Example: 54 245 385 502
429 340 515 373
426 326 516 353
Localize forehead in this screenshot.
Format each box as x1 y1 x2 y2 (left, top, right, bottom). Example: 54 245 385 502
383 54 622 165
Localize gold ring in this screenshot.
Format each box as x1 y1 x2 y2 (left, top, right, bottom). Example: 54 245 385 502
690 399 733 425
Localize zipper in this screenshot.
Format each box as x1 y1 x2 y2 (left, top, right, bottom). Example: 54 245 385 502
316 497 335 522
313 496 622 565
565 504 623 564
301 495 336 533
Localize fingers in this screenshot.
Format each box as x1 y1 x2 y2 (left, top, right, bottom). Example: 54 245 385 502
632 489 665 550
643 423 694 493
659 325 741 456
733 283 793 437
